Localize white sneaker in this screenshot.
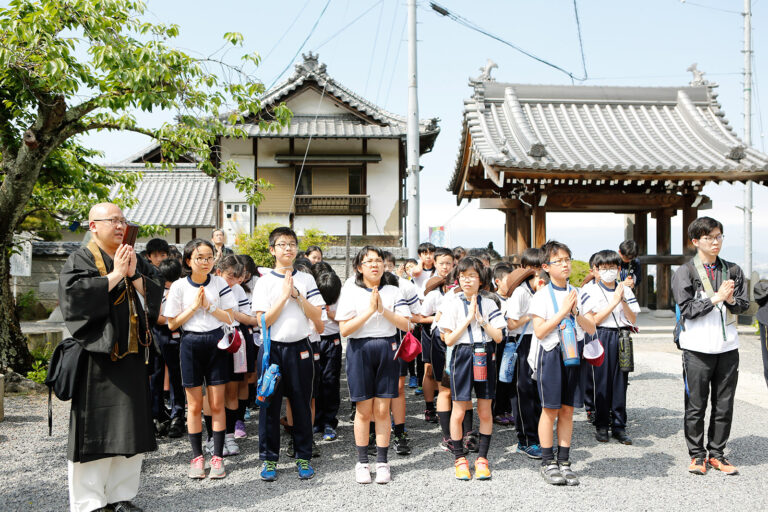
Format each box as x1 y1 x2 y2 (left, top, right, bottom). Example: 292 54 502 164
375 462 391 484
355 462 372 484
223 433 239 456
204 438 214 456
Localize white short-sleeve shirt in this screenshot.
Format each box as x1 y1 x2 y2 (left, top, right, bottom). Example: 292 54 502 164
412 266 437 298
322 302 340 336
528 283 589 351
437 294 506 345
335 284 411 338
251 269 326 342
506 280 536 336
398 277 421 316
164 275 237 332
583 281 640 328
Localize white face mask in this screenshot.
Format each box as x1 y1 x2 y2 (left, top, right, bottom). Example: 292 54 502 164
599 269 618 283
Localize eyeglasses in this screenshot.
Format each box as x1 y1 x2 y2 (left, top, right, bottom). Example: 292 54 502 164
361 259 383 266
459 275 479 281
194 257 215 264
93 217 128 227
273 242 298 249
547 258 572 267
698 235 724 243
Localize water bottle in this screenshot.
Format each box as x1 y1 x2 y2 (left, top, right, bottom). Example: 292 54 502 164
559 318 580 367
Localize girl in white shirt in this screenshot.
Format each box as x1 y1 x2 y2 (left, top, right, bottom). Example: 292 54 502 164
336 246 412 484
164 239 236 480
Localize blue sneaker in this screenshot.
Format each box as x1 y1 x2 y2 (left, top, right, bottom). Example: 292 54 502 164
323 426 337 441
408 376 418 388
260 460 277 481
296 459 315 480
244 407 251 421
414 386 423 396
517 443 542 459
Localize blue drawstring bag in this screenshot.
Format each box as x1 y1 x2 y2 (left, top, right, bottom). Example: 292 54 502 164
548 284 580 367
255 316 281 407
499 338 519 383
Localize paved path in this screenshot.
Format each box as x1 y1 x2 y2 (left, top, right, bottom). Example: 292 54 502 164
3 327 767 511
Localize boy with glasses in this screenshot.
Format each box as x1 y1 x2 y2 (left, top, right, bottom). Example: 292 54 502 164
672 217 749 476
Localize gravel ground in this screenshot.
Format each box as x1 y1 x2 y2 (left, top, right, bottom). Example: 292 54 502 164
3 333 768 511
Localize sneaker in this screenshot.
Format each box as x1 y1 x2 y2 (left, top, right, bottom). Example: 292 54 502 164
168 416 185 438
188 455 205 479
454 457 471 480
415 386 423 396
558 461 580 486
517 444 543 459
463 431 479 453
204 438 214 456
375 462 391 484
493 414 511 426
286 437 296 458
540 461 566 485
323 426 337 441
393 432 412 456
296 459 315 480
244 407 251 421
355 462 372 484
424 409 438 423
689 457 707 475
408 376 418 388
260 460 278 481
439 437 452 453
312 440 321 458
367 433 377 456
708 456 739 475
223 433 239 456
234 420 247 439
586 410 595 424
474 457 491 480
209 455 226 479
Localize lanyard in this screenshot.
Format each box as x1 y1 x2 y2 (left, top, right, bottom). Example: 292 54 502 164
692 255 731 341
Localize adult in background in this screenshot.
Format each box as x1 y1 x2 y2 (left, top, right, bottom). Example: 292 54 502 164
755 280 768 390
59 203 163 512
212 228 234 264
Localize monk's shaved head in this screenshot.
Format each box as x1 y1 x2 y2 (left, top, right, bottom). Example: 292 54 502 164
89 202 123 222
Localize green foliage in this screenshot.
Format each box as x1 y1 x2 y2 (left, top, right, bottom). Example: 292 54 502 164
15 289 37 310
26 343 55 384
236 224 333 268
569 260 590 287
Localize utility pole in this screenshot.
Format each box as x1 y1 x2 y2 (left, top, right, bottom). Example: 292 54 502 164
743 0 753 289
406 0 420 257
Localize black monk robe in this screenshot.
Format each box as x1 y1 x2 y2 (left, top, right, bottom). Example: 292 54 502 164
59 245 163 463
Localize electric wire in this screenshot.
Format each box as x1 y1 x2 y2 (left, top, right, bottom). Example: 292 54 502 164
364 1 386 96
375 2 401 105
262 0 313 63
313 0 384 51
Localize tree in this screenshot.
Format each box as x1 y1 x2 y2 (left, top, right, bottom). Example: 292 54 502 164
0 0 291 372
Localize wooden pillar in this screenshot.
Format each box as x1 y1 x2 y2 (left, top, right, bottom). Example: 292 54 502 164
656 209 673 310
682 198 698 255
533 206 546 248
633 212 648 307
516 205 530 253
504 209 517 258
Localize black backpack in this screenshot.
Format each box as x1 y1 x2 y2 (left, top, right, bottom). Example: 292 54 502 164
45 337 86 435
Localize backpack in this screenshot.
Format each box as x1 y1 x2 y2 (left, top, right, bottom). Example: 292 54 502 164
45 337 86 435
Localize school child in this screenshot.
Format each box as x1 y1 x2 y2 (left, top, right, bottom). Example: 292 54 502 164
144 237 171 435
397 257 421 389
144 238 170 269
672 217 749 475
582 250 640 445
235 254 260 422
529 241 596 486
154 258 185 439
437 257 506 480
618 240 642 291
467 249 492 268
164 239 237 479
506 248 545 458
251 227 325 481
418 248 456 450
310 262 343 441
453 246 466 262
305 245 323 265
336 246 413 484
382 251 421 456
410 242 440 419
490 262 516 427
580 252 600 425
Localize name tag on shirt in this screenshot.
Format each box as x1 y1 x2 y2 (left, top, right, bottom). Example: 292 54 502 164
391 342 397 351
313 352 320 361
333 338 340 346
171 332 180 339
300 351 310 360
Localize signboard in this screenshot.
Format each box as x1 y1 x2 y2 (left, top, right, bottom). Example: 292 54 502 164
10 241 32 277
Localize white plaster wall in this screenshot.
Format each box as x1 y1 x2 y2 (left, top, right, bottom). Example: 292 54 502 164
285 88 354 116
294 139 365 155
256 213 291 227
294 216 363 236
257 139 290 167
366 139 400 236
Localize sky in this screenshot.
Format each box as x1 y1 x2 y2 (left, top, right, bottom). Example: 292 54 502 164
36 0 768 272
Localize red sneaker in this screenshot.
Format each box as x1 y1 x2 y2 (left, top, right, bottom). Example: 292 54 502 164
688 457 707 475
708 457 738 475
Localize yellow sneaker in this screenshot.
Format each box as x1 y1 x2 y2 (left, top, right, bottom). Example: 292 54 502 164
454 457 471 480
474 457 491 480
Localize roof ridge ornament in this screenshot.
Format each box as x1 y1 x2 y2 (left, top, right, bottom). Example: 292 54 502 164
295 52 327 76
474 59 498 83
686 63 709 87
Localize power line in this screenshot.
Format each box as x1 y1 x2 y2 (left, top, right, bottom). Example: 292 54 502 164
262 0 312 63
572 0 588 83
364 1 386 96
676 0 741 15
428 1 588 82
375 2 401 104
383 19 407 108
267 0 332 90
313 0 384 51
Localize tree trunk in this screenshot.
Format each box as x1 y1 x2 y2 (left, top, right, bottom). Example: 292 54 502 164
0 247 33 373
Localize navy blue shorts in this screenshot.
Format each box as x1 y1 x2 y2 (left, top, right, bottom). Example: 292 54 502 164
346 336 400 401
311 341 322 397
430 329 447 383
397 331 409 377
449 342 497 402
535 344 582 409
180 328 231 388
420 325 432 364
